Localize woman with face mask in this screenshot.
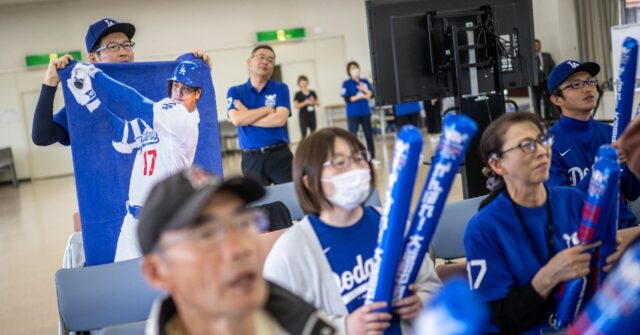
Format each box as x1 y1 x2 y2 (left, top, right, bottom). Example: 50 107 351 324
341 61 380 166
263 127 441 335
464 112 621 335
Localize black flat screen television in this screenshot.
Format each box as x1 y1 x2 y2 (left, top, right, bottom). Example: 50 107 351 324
366 0 536 106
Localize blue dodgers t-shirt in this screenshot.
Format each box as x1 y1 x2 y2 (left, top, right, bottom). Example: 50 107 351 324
341 78 373 117
464 186 585 335
226 79 291 149
308 206 380 313
548 116 640 228
394 102 421 116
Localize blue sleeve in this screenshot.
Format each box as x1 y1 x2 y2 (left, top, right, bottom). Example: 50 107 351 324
32 84 70 146
92 71 154 121
341 81 351 98
277 84 291 116
464 216 515 303
226 86 239 113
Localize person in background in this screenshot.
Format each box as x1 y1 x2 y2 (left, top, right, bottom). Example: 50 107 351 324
138 167 337 335
227 45 293 186
293 75 319 138
341 61 380 166
531 38 556 120
32 17 211 147
464 112 620 334
264 127 440 334
547 60 640 229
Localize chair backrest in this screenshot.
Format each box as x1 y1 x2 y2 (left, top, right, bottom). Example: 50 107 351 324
251 181 383 221
55 258 164 332
430 195 485 260
96 321 146 335
0 147 13 166
251 182 304 220
630 197 640 224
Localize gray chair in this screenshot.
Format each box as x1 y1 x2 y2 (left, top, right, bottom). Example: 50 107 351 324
430 195 485 262
218 120 239 154
0 147 18 187
97 321 146 335
55 258 164 334
630 197 640 224
250 181 382 221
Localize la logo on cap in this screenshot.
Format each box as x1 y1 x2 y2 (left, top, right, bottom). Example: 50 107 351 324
179 65 186 76
567 61 579 69
104 19 115 27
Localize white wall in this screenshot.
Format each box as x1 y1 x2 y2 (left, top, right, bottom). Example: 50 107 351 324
532 0 580 62
0 0 372 179
0 0 584 180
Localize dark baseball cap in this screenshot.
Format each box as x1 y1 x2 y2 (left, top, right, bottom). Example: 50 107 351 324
137 166 265 254
547 60 600 93
85 18 136 53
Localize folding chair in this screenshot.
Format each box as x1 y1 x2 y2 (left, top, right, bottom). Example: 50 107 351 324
0 147 18 187
430 195 484 281
55 258 163 334
96 321 146 335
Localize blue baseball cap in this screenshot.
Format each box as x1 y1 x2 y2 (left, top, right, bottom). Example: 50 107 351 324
85 18 135 53
547 60 600 93
168 60 206 88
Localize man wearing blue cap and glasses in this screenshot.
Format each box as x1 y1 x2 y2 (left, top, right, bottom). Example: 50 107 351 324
67 59 206 261
547 60 640 229
32 18 211 147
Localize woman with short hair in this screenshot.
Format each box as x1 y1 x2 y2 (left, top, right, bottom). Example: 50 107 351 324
264 127 440 335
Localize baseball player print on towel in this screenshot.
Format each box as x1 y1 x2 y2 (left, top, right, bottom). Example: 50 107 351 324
59 57 222 265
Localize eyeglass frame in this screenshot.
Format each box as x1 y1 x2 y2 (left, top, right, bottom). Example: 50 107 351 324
252 53 275 65
491 132 554 160
322 150 372 170
154 208 268 253
94 41 136 53
559 77 598 91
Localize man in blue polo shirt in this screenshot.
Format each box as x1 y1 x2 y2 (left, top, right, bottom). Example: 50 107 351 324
227 45 292 185
341 61 379 165
547 60 640 228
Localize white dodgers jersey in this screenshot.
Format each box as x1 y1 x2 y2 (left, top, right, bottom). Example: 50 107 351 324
128 97 200 205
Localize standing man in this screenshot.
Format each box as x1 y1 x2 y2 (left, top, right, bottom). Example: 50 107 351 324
227 45 293 186
547 60 640 228
137 167 337 335
342 61 379 165
531 39 556 120
32 17 211 147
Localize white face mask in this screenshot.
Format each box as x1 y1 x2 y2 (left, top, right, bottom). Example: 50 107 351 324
349 68 360 78
323 168 371 210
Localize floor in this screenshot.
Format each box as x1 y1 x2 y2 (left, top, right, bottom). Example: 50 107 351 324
0 131 464 334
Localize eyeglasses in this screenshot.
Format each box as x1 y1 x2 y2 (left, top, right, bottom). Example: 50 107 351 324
560 78 597 91
157 209 267 252
323 150 371 170
252 54 275 65
493 132 554 158
94 41 135 53
172 82 197 95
